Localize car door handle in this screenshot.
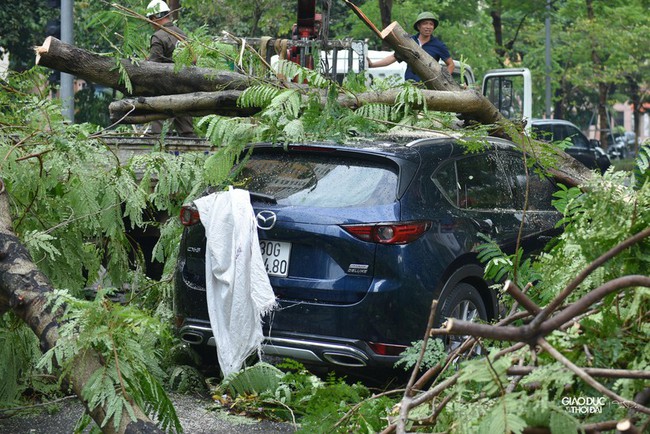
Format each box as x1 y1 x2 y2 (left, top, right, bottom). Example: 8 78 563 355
472 218 495 234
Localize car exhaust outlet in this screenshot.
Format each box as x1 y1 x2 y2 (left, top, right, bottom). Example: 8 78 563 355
322 352 367 367
180 331 205 345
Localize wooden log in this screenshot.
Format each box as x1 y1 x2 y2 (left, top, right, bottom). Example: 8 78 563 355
338 87 501 125
109 91 259 123
110 88 488 124
35 36 254 96
380 21 461 92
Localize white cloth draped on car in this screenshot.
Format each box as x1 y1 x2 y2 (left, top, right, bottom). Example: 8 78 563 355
194 188 276 377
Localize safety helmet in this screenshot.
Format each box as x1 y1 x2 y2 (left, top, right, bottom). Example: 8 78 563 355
146 0 170 19
413 12 439 31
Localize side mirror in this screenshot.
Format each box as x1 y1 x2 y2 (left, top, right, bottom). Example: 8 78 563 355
588 139 601 149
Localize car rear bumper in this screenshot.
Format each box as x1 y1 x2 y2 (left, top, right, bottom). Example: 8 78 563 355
177 320 402 369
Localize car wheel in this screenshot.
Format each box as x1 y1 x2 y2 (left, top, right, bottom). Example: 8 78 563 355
437 283 488 352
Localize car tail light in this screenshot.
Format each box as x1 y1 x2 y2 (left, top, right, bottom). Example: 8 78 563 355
368 342 408 356
341 221 432 244
179 204 200 226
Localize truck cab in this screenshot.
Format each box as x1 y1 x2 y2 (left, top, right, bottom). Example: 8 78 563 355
481 68 532 128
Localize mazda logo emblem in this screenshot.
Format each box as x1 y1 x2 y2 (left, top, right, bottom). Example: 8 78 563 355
256 211 277 230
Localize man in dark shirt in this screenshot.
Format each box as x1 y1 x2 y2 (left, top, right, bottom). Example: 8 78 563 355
146 0 195 136
368 12 454 82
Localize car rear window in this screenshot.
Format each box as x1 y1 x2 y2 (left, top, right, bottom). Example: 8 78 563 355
233 152 399 208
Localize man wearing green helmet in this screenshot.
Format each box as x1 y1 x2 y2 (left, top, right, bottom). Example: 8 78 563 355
368 11 454 82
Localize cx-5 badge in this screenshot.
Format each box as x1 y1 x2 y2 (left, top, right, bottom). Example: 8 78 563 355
256 211 277 230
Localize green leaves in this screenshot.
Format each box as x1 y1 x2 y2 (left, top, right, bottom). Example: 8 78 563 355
476 233 539 289
22 230 61 260
395 338 446 372
37 288 181 432
0 69 209 429
478 403 527 434
0 314 44 405
273 59 329 88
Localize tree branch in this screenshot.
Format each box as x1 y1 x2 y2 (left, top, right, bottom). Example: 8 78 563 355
537 338 650 415
530 227 650 328
507 366 650 380
0 181 163 433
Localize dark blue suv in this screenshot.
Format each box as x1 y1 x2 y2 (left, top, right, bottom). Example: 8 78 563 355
174 135 560 370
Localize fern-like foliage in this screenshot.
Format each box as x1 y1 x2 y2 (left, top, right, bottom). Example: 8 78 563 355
0 69 211 428
393 83 426 118
220 362 284 396
37 288 181 433
394 338 446 372
632 140 650 188
273 59 329 88
0 314 48 406
476 233 540 290
238 84 285 109
355 103 393 122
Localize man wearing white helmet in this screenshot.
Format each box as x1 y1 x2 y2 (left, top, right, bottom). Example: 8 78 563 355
146 0 195 136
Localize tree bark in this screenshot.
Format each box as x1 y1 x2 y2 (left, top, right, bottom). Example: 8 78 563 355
586 0 610 148
35 35 495 125
109 88 496 125
0 183 162 434
109 91 258 123
35 36 253 97
490 1 505 59
380 21 460 92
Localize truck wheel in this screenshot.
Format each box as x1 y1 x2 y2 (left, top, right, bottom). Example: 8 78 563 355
437 283 487 351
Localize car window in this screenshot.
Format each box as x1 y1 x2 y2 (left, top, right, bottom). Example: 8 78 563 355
556 125 589 149
532 123 590 150
500 152 557 211
531 124 553 142
434 160 458 206
233 152 399 208
433 152 515 210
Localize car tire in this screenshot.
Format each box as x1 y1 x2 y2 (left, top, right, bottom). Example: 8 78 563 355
437 283 488 351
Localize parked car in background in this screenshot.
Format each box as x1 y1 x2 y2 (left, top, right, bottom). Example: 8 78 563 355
605 131 636 160
174 134 561 371
530 119 610 174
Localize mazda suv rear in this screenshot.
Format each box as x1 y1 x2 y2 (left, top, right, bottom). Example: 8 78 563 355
174 135 560 370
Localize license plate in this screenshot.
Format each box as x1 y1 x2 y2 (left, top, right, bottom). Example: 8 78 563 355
259 240 291 277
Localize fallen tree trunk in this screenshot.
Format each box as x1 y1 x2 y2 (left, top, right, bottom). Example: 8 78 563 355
0 182 162 434
110 88 495 124
35 36 253 96
379 21 460 92
109 90 258 123
36 36 594 187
